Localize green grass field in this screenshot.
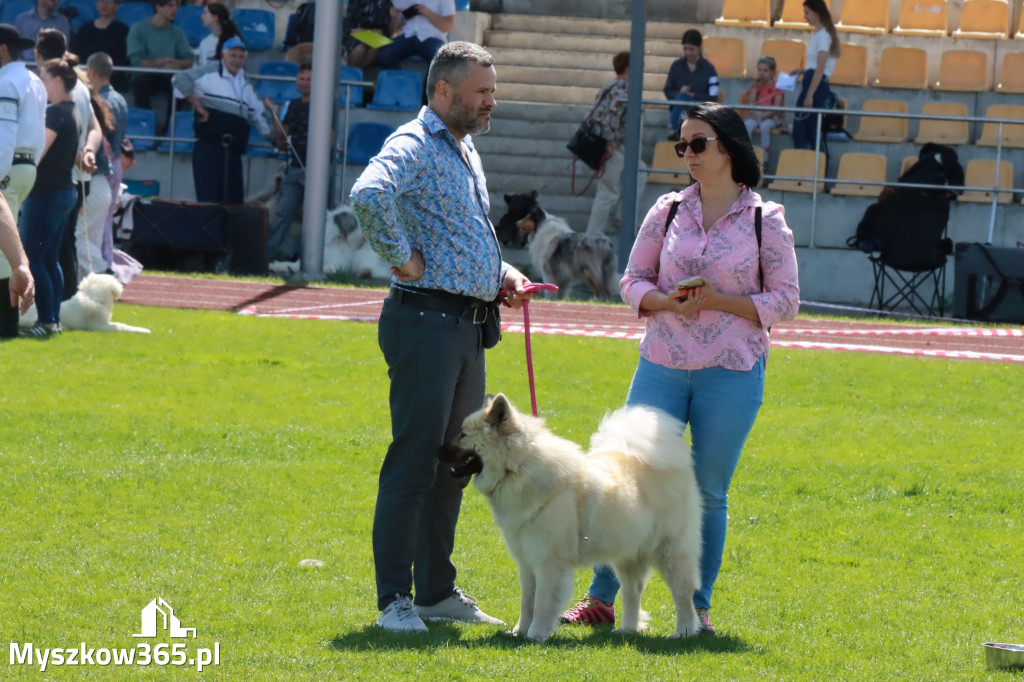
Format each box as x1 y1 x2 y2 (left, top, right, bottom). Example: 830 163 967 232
1 301 1021 680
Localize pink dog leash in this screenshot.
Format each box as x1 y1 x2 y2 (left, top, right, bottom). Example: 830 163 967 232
499 282 558 416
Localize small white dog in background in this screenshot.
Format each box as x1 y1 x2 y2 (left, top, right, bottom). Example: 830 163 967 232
266 204 390 280
20 273 151 333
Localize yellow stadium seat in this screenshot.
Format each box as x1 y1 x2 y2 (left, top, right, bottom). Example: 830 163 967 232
648 141 690 186
1016 5 1024 38
760 39 806 75
715 0 771 27
702 37 746 79
893 0 949 36
995 52 1024 93
933 50 989 91
873 47 929 89
775 0 830 30
914 102 970 145
836 0 890 34
959 159 1014 203
831 153 887 197
830 43 868 86
977 104 1024 148
952 0 1010 40
853 99 910 143
768 149 827 193
900 155 918 176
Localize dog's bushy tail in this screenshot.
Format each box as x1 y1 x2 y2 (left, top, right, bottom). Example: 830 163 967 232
588 405 689 470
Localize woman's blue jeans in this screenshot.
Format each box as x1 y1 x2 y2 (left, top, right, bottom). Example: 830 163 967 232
587 355 765 610
18 188 77 325
792 69 831 153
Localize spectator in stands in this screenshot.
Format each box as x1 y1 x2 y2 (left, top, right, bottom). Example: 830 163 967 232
172 37 273 205
265 62 312 263
343 0 396 69
376 0 454 69
0 24 45 337
194 3 239 66
126 0 194 135
14 0 70 61
585 50 646 237
70 0 131 93
742 55 784 173
663 29 719 140
18 58 81 338
790 0 839 153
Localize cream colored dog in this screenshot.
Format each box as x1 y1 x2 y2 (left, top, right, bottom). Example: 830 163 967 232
20 273 150 333
456 394 702 641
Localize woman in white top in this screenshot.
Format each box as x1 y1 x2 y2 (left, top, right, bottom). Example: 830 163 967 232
789 0 840 152
195 3 240 65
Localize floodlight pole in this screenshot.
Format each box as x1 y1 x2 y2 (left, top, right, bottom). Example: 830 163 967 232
619 0 646 270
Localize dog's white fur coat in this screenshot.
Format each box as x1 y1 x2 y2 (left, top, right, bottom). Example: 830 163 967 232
459 394 703 641
20 273 150 333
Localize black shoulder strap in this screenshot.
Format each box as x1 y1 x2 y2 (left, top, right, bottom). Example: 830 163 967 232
664 199 682 235
755 205 764 293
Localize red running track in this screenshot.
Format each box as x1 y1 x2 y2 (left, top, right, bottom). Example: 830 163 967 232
119 275 1024 364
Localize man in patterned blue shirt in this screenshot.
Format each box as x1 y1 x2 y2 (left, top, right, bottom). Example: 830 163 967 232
352 41 532 633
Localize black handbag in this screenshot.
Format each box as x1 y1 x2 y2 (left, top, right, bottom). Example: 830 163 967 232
480 298 501 349
566 86 614 171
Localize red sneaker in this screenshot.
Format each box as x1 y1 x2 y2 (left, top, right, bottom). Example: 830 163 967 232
559 595 615 625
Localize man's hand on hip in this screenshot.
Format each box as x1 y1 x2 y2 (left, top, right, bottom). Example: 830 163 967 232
391 249 425 281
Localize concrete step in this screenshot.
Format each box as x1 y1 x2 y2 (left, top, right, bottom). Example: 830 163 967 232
490 46 678 75
483 30 681 58
490 14 695 41
498 64 672 93
499 82 664 106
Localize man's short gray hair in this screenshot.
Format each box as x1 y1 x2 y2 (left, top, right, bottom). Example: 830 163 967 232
86 51 113 80
426 41 494 102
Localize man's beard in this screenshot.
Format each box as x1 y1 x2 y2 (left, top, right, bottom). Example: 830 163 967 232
449 93 490 136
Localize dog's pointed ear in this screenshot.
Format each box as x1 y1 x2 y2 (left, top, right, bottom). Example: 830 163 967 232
484 393 513 427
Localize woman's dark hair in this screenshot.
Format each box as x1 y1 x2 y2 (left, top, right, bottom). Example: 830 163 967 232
681 29 703 48
90 92 115 138
612 50 629 76
684 102 761 188
208 3 240 61
804 0 841 57
41 58 77 92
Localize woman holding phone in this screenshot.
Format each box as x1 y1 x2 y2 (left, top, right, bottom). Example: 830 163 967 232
561 102 800 635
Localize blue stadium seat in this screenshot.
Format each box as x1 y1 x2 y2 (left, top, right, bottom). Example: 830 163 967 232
157 111 194 153
59 0 99 33
256 61 300 104
244 124 278 158
174 5 209 48
125 107 157 151
116 1 154 27
0 0 33 25
344 122 395 165
122 179 160 197
339 65 365 108
231 8 275 51
366 70 423 112
455 0 470 10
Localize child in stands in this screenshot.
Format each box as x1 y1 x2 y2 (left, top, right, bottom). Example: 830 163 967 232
742 55 784 172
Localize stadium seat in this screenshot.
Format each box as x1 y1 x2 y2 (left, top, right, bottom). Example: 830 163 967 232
952 0 1010 39
344 122 395 165
893 0 949 36
256 61 300 104
900 155 918 176
768 149 827 193
1016 6 1024 38
759 39 806 75
121 179 160 197
853 99 910 143
157 111 194 153
0 0 33 26
232 8 276 51
648 141 690 186
125 107 157 151
995 52 1024 93
914 102 970 145
116 1 153 27
59 0 99 33
933 50 989 91
455 0 470 9
366 70 424 111
976 104 1024 148
174 5 209 48
830 43 868 86
715 0 771 28
244 124 278 158
774 0 828 29
873 47 928 89
831 152 887 197
959 159 1014 203
702 37 746 79
339 65 366 108
836 0 890 34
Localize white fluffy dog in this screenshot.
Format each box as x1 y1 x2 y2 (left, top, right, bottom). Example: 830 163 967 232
20 273 150 333
452 393 703 642
266 204 390 280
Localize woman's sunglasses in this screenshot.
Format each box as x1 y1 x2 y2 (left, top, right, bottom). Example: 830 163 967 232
675 137 717 157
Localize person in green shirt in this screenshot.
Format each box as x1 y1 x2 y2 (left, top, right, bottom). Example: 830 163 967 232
126 0 193 135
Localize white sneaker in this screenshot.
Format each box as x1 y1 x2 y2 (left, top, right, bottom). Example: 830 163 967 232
376 595 428 632
414 588 505 625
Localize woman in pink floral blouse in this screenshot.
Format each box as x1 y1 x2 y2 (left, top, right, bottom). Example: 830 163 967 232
562 102 800 634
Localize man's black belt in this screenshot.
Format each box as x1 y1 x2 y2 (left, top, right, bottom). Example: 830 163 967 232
387 286 492 324
12 152 34 165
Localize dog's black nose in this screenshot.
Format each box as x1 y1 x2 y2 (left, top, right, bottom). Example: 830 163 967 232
449 453 482 478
